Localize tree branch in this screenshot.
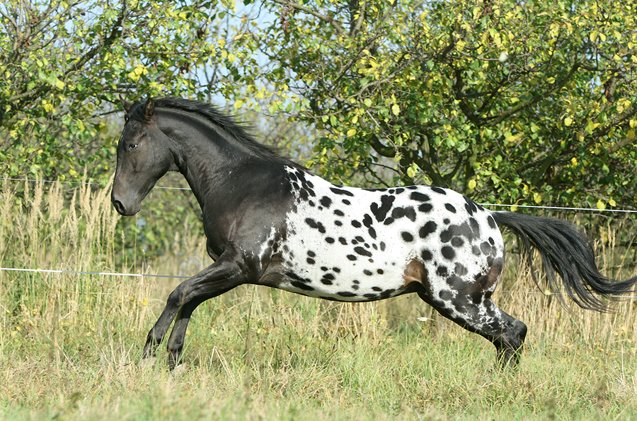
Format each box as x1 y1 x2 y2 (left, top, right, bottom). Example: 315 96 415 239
484 59 581 125
271 0 345 35
367 133 395 158
65 0 127 76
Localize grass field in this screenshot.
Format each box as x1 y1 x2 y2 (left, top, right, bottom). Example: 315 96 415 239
1 178 636 420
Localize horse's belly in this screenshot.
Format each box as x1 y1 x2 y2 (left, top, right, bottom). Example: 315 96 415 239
275 220 419 301
277 245 413 301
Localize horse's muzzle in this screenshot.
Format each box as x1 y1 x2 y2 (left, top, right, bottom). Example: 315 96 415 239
112 199 127 215
111 196 139 216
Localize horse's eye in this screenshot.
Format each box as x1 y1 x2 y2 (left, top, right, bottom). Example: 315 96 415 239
128 143 138 150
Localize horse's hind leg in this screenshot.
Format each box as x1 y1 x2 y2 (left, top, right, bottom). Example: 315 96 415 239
418 286 526 366
415 262 527 367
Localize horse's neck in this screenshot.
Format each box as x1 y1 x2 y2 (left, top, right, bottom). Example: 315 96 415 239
170 128 278 218
158 109 291 215
175 137 237 209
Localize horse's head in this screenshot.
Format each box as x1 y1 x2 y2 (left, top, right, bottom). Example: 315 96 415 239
111 97 175 216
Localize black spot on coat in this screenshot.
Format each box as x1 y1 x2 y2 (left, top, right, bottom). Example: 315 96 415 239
319 196 332 208
354 246 372 257
305 218 326 233
410 192 430 202
370 195 395 222
330 187 354 196
419 221 437 238
441 246 455 260
418 203 433 212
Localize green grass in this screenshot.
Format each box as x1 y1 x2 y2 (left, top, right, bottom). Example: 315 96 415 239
1 178 636 420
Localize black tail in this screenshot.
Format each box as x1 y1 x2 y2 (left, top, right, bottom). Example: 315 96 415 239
493 211 637 311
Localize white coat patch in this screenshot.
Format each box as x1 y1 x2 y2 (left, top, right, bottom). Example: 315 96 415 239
274 166 504 305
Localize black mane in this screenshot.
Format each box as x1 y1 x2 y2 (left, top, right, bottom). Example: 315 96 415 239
132 97 301 168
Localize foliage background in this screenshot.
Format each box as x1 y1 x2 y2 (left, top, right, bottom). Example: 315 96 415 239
1 0 636 209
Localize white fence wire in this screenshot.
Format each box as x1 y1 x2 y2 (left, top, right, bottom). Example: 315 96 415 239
4 176 637 213
1 175 635 281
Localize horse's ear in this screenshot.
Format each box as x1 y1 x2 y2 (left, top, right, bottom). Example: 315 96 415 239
119 95 133 114
144 97 155 121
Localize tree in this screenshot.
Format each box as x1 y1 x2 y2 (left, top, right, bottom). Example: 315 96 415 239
238 0 637 208
0 0 248 180
1 0 635 210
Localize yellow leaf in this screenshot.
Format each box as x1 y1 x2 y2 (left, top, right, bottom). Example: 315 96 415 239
609 198 616 207
42 100 54 113
55 79 65 90
134 64 146 76
127 70 140 81
505 133 523 143
346 128 357 137
391 104 400 116
596 200 606 210
533 192 542 204
564 116 573 127
571 157 578 167
468 179 477 190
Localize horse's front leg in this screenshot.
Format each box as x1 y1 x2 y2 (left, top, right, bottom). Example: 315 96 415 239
165 290 231 370
142 255 246 361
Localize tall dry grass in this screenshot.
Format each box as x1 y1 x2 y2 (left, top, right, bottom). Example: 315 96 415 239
1 177 636 420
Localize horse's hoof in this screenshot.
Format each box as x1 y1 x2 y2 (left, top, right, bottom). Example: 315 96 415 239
171 362 187 376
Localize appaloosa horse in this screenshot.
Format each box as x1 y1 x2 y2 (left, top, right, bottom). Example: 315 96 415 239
111 97 636 369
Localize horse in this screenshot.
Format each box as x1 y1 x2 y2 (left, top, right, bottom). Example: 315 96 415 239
111 97 637 370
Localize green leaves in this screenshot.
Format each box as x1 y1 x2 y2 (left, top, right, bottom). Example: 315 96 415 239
0 0 635 210
0 0 251 182
249 0 637 207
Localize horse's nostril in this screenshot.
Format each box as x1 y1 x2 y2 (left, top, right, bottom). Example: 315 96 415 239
113 199 126 215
